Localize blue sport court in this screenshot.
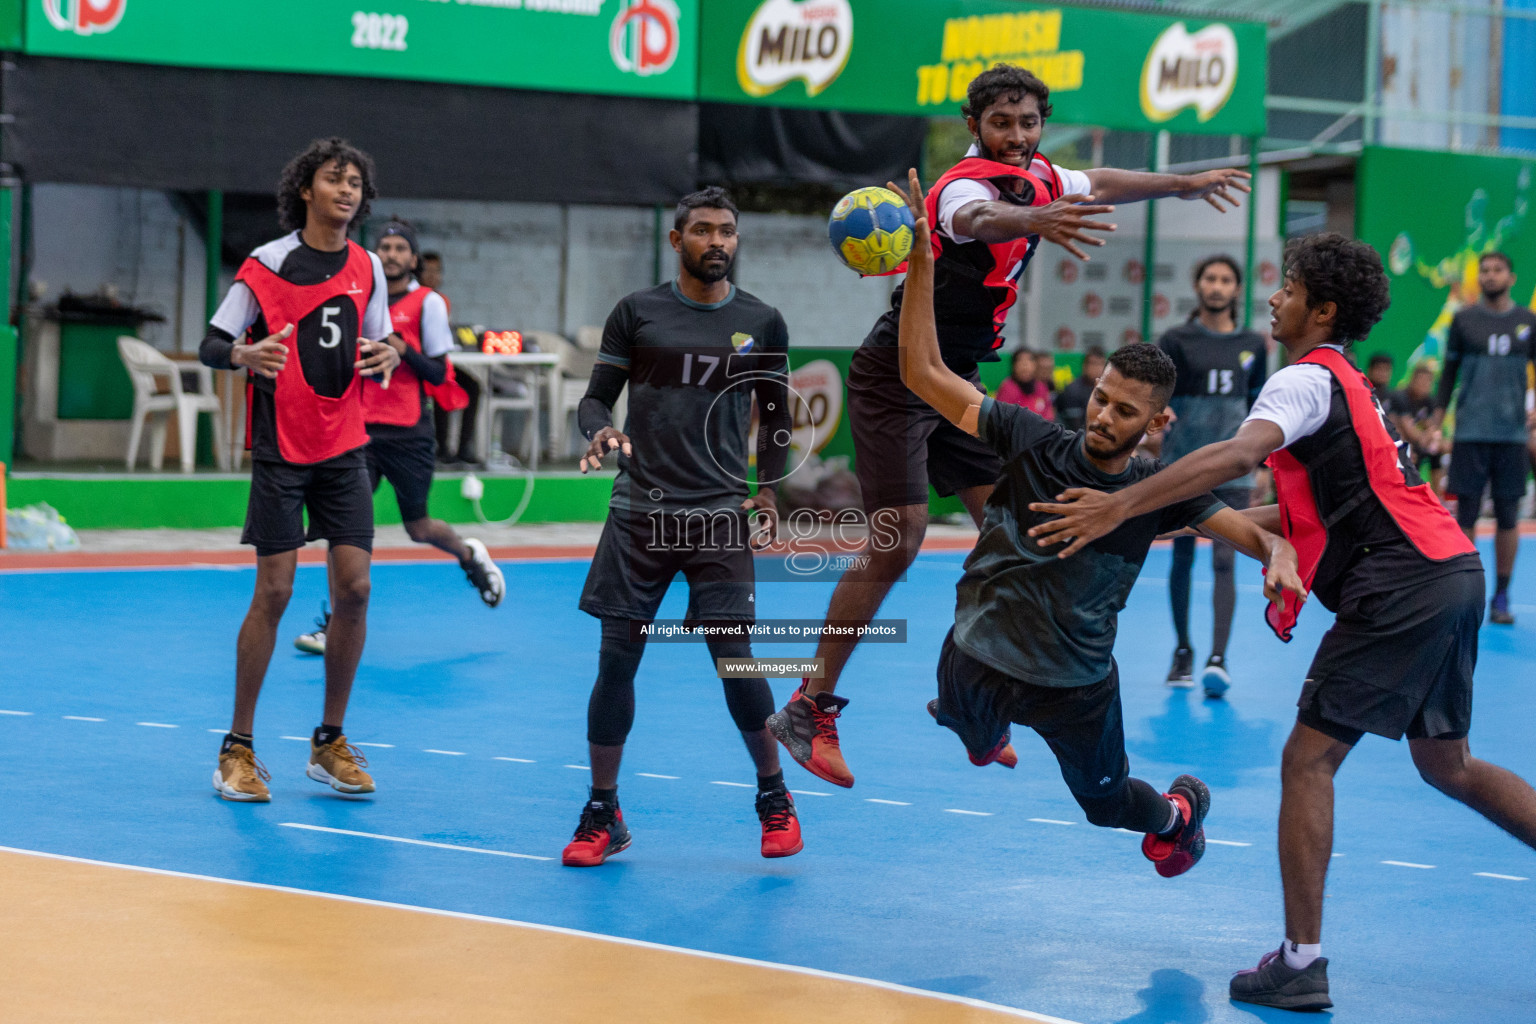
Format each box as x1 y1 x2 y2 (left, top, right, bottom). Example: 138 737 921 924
2 539 1533 1022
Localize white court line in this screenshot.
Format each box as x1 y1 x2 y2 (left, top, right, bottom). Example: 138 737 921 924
207 729 226 734
424 749 466 756
865 798 911 806
1474 872 1528 881
946 809 993 817
1112 828 1139 835
62 716 104 722
136 722 178 729
790 790 832 797
496 757 536 764
278 823 551 861
1382 860 1436 869
0 710 34 716
635 772 678 779
280 736 309 742
1208 839 1252 847
1332 853 1346 858
711 781 753 788
0 845 1087 1024
355 742 395 749
564 764 591 771
1027 818 1076 826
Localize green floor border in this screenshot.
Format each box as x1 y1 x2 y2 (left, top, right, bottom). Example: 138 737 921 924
4 472 613 530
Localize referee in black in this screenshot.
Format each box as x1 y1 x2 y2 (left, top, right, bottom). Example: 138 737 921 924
1435 251 1536 624
560 187 802 867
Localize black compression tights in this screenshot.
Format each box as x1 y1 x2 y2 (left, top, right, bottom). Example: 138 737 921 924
1169 536 1236 658
586 618 776 746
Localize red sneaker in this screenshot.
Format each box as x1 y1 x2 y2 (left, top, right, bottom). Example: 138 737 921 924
766 684 854 788
561 798 632 867
755 788 803 858
927 699 1017 768
1141 774 1209 878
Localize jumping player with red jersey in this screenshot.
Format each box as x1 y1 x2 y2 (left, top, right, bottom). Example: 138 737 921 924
292 219 503 657
1028 234 1536 1012
200 138 400 803
769 62 1253 790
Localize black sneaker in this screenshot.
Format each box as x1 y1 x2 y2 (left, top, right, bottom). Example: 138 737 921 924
1201 654 1231 699
1490 591 1516 625
1230 948 1332 1011
461 538 505 608
561 797 631 867
294 602 330 655
1141 774 1209 877
1166 646 1195 688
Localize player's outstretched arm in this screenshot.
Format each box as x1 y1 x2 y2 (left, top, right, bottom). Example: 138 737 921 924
890 170 985 436
1027 419 1284 558
1196 507 1307 609
958 193 1117 261
1084 166 1251 211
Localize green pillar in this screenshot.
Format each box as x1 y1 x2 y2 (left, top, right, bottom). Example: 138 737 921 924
205 190 224 321
0 186 15 471
1140 131 1165 344
1243 136 1261 329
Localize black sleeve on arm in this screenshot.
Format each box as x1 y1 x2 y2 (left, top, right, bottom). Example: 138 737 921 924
200 326 237 370
1437 318 1463 410
578 361 629 440
1160 491 1227 534
754 363 791 491
400 346 447 386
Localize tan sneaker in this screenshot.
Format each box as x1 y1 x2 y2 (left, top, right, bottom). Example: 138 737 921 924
306 735 375 794
213 746 271 802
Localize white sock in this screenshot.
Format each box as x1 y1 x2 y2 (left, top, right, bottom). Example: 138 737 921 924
1282 940 1321 970
1161 797 1181 835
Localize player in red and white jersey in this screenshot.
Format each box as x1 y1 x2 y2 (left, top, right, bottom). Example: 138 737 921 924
199 137 399 803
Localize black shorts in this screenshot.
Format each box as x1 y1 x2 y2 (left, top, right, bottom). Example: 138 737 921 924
1298 566 1483 745
366 434 436 523
1448 440 1529 501
934 629 1129 803
848 345 1002 512
241 454 374 557
578 506 756 623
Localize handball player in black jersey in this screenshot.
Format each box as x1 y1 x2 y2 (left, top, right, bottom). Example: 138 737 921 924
561 188 800 867
891 170 1304 880
200 138 400 803
1032 234 1536 1011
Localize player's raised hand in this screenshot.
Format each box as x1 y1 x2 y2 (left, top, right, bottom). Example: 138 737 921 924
1033 194 1117 262
581 426 632 473
742 488 779 549
1176 168 1252 212
885 168 932 260
233 323 292 379
355 337 401 384
1026 487 1126 558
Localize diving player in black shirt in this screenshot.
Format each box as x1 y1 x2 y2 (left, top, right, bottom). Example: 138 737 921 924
891 169 1302 879
561 188 799 867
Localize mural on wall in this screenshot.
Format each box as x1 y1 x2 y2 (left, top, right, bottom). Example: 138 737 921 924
1360 147 1536 383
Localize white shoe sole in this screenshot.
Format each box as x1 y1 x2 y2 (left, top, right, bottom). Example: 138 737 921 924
294 636 325 655
1166 679 1196 689
306 760 375 794
1202 665 1231 697
464 538 505 608
212 767 270 802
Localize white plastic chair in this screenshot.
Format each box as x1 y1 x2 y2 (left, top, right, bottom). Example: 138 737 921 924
118 336 229 473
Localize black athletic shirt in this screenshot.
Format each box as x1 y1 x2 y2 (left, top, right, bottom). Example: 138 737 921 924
1157 321 1267 484
955 397 1223 687
1439 302 1536 443
600 282 790 511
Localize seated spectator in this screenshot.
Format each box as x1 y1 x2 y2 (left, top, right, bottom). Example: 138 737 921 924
996 348 1055 419
1366 351 1394 404
1054 346 1106 433
1390 360 1447 494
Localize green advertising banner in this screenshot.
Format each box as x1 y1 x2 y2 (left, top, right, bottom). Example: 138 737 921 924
700 0 1266 135
23 0 698 99
1357 145 1536 384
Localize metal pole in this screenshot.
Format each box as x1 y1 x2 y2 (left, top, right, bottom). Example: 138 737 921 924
1141 131 1166 344
204 190 223 322
1243 136 1261 330
0 186 14 470
1363 0 1382 146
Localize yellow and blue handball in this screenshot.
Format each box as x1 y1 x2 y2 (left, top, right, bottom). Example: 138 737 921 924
828 186 915 276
